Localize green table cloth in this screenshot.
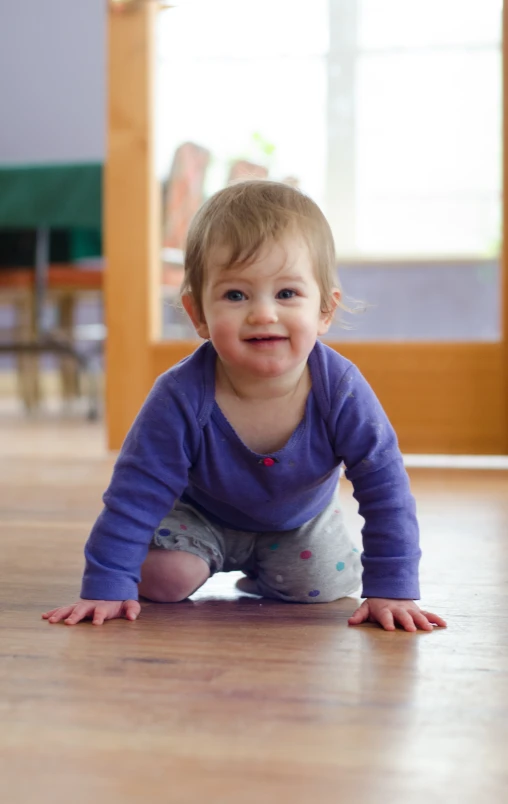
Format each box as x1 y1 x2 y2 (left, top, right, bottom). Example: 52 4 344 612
0 162 102 259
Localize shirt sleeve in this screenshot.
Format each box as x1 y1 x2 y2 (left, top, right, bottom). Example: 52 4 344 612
330 365 421 599
80 375 197 601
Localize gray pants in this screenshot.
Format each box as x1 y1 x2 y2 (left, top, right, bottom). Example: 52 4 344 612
151 491 362 603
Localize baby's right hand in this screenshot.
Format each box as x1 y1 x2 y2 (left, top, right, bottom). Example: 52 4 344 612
42 598 140 626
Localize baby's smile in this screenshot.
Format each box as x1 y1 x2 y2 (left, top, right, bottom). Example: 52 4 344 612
245 334 288 341
244 335 289 348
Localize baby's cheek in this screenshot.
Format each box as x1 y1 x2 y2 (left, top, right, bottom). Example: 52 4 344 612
208 320 242 359
210 320 236 342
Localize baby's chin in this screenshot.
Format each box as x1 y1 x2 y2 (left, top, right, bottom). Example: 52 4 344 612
222 358 293 380
245 358 308 381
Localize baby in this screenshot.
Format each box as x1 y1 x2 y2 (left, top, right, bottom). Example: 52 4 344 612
43 180 446 632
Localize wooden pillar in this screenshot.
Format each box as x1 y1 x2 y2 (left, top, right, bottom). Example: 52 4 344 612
105 1 160 449
503 1 508 452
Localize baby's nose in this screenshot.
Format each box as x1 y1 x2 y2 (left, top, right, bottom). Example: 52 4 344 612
247 299 278 324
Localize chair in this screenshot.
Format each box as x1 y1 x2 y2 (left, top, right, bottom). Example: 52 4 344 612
0 262 103 412
0 163 103 417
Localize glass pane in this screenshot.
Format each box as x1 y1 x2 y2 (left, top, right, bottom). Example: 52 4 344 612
333 259 500 342
356 50 501 256
358 0 502 49
158 0 329 57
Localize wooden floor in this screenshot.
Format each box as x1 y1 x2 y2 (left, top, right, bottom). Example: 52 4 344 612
1 415 508 803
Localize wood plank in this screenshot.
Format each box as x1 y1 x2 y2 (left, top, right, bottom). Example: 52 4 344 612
340 342 506 454
503 0 508 430
149 340 507 454
0 418 507 803
105 2 159 450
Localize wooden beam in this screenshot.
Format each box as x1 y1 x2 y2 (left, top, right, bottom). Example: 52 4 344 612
503 1 508 451
149 340 506 455
105 2 159 449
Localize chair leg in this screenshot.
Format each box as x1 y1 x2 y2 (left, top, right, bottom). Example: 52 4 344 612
57 294 80 402
15 295 41 412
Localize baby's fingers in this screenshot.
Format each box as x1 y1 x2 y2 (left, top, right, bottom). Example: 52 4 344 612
64 602 96 625
43 605 81 624
376 608 396 631
92 601 139 625
394 609 418 632
122 600 141 621
92 605 109 626
348 602 369 626
420 610 447 628
408 611 434 631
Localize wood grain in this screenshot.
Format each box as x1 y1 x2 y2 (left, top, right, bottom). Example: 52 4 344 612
503 0 508 430
0 417 507 803
104 2 160 450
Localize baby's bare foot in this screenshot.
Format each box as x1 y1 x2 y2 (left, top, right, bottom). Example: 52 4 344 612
235 575 261 596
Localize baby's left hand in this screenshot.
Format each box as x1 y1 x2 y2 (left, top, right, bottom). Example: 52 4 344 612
348 598 447 632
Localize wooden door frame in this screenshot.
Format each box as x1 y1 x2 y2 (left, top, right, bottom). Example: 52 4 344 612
105 1 508 453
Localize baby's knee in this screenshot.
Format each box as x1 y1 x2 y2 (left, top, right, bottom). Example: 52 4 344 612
139 550 210 602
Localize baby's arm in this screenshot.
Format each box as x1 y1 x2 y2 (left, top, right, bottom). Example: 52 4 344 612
42 374 196 624
331 365 446 631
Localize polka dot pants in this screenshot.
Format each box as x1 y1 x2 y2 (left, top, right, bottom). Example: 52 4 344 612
151 491 362 603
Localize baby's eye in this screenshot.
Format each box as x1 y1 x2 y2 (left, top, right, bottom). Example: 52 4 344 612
224 290 246 301
277 288 297 300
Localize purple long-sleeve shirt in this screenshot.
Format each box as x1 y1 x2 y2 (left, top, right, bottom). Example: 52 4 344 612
81 341 421 601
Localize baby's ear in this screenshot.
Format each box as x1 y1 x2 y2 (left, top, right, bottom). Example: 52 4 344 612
318 288 341 335
181 294 210 339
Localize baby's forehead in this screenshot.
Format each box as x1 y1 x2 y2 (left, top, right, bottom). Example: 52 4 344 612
206 235 310 275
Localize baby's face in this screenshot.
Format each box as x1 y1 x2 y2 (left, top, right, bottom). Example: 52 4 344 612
186 235 336 381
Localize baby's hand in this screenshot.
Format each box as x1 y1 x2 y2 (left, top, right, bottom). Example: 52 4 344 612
42 599 140 626
348 598 447 632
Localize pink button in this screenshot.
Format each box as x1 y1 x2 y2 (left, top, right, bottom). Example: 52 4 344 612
262 457 275 466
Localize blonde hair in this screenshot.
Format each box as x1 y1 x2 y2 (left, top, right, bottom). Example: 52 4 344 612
182 180 339 320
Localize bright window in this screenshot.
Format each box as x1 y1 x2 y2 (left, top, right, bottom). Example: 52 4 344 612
156 0 502 258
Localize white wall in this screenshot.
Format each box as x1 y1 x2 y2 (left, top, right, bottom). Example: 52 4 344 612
0 0 106 164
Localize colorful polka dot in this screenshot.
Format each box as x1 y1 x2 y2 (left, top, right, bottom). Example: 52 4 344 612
308 590 320 597
269 543 279 551
336 561 345 571
262 457 275 467
300 550 312 560
180 524 188 530
158 528 171 536
352 547 359 554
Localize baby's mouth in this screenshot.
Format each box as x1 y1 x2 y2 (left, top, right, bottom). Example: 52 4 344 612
245 335 287 342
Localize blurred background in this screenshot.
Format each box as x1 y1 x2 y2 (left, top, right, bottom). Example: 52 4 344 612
0 0 505 453
157 0 502 342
